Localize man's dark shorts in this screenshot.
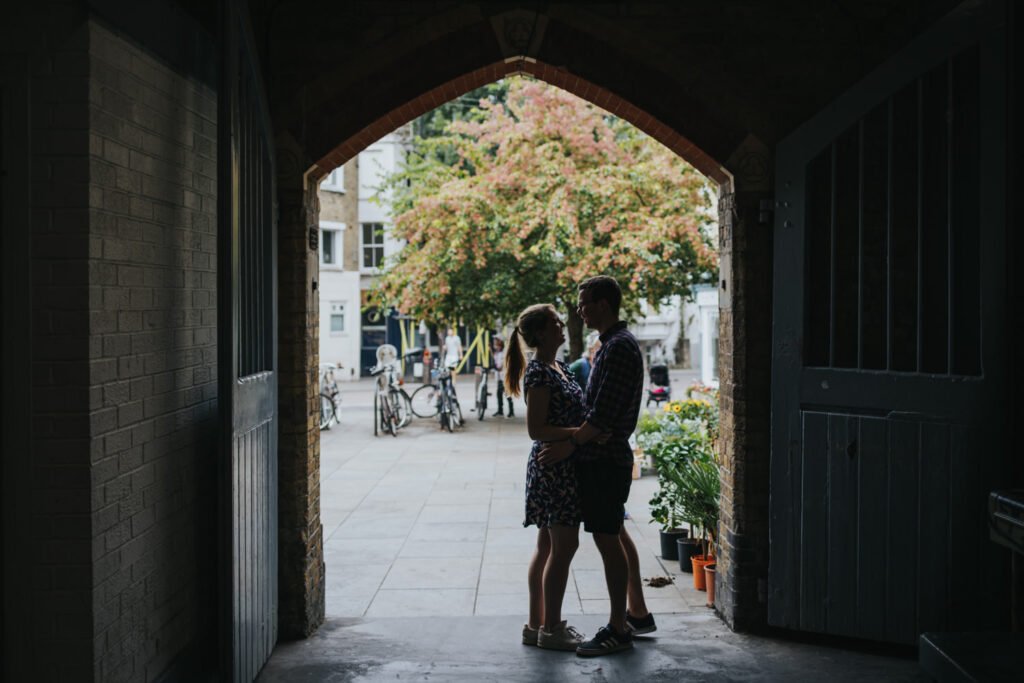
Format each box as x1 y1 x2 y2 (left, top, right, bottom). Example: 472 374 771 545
576 458 633 534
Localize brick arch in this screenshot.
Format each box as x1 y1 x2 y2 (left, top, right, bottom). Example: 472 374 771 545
273 15 768 642
309 58 731 185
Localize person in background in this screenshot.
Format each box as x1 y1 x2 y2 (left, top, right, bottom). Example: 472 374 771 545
442 327 463 385
491 336 514 417
567 350 590 389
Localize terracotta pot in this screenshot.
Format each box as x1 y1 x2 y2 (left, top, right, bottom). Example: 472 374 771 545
704 563 716 607
691 554 715 590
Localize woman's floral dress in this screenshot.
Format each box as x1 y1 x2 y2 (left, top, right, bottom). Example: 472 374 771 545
523 359 585 528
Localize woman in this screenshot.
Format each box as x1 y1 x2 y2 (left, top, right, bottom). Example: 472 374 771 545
504 304 585 651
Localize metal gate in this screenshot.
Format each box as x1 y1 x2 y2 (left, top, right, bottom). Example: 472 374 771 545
218 2 278 679
769 1 1007 643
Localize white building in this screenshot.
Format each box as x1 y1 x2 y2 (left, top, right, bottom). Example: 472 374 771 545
629 284 719 388
682 284 720 387
317 128 412 379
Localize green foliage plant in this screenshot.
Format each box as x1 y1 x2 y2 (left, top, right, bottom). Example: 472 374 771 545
640 397 719 539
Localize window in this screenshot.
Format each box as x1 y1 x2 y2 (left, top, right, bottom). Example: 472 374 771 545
330 302 345 334
320 221 345 267
361 223 385 269
321 167 344 192
322 230 336 264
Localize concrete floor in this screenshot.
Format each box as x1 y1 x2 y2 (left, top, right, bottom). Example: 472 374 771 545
257 370 924 682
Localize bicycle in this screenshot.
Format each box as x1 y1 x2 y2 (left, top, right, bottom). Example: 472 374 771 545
319 363 341 430
435 361 464 432
369 361 413 436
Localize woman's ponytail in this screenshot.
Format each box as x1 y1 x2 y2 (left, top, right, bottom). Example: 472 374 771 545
504 327 526 398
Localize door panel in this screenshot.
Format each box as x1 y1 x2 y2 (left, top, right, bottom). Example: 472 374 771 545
219 2 278 679
769 0 1006 643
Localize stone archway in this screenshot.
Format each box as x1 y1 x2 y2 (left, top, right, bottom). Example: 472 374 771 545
265 8 775 639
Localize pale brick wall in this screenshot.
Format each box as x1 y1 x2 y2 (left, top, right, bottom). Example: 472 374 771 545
277 142 326 638
86 21 218 682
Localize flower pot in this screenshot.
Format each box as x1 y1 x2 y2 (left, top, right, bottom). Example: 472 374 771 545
676 536 701 573
704 563 716 607
659 529 688 560
691 554 715 590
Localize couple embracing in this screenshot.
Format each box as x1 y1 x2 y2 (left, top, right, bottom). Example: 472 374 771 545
503 275 654 656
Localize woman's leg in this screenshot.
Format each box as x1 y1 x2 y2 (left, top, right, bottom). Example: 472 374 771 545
542 524 580 628
528 528 551 629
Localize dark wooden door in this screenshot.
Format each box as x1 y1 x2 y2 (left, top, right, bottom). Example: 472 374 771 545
769 1 1007 644
218 3 278 679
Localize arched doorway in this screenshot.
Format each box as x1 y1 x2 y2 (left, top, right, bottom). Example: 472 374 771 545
261 8 771 645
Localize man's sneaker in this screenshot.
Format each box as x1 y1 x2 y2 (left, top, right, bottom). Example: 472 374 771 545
537 621 585 651
576 625 633 657
522 623 540 646
625 611 657 635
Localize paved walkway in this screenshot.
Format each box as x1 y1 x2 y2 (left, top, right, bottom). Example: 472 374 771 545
319 369 704 620
257 370 922 681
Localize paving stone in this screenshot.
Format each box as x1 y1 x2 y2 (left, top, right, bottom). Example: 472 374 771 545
366 589 476 618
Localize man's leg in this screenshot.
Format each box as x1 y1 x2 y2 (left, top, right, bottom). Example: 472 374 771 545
576 461 634 655
593 530 629 633
620 526 650 619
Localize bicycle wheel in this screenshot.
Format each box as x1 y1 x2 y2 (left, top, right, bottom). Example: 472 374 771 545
373 392 379 436
439 391 453 433
476 377 487 421
411 384 440 418
451 396 464 430
319 393 336 430
396 390 413 428
380 393 396 437
389 390 407 432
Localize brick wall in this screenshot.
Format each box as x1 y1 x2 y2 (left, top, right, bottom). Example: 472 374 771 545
85 20 218 681
277 135 326 639
713 186 773 631
8 8 96 681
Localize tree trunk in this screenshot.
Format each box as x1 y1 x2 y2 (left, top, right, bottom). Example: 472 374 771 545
567 307 584 360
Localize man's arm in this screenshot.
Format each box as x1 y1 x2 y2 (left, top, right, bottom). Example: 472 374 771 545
535 421 608 465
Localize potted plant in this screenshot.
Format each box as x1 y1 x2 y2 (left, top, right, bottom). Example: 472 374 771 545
639 411 689 560
649 482 688 560
676 534 701 573
704 563 716 607
641 398 719 564
670 449 720 591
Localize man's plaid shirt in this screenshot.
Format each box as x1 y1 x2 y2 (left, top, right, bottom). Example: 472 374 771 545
580 321 643 467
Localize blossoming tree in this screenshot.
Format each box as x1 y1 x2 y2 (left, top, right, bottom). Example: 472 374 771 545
372 77 718 357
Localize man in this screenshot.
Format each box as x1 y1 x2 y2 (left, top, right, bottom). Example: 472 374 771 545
442 327 463 370
538 275 654 656
567 350 590 389
490 336 514 417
